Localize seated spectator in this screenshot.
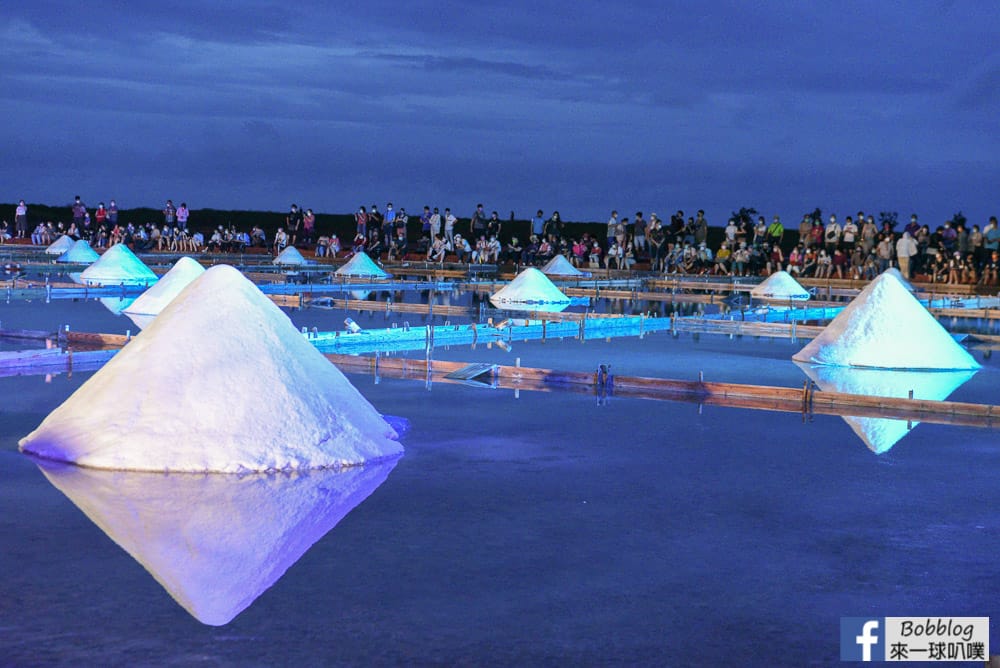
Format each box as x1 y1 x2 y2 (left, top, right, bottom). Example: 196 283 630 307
453 234 471 262
503 236 523 264
316 235 330 257
588 241 602 268
428 234 447 263
251 225 266 248
329 234 341 256
273 228 288 254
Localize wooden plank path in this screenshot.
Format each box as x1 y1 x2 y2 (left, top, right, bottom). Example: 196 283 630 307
325 354 1000 430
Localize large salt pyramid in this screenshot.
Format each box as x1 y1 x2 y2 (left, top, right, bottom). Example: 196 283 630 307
20 264 402 472
33 457 398 625
78 243 158 286
273 246 308 266
56 239 100 264
793 272 980 370
123 257 206 330
883 267 914 291
335 252 390 278
796 362 976 454
490 268 571 311
46 235 76 255
541 254 586 277
750 271 809 301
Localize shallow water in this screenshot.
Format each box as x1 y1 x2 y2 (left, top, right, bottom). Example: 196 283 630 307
1 298 998 665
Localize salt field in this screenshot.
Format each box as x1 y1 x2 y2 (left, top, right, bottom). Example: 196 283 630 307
1 275 998 665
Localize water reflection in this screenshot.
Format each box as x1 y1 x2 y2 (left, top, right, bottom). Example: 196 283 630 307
795 362 977 454
98 296 138 316
32 456 400 625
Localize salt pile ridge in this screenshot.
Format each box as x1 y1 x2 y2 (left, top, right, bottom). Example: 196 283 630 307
750 271 810 301
123 257 206 330
56 240 100 264
883 267 914 291
541 255 586 277
490 268 570 311
34 457 399 625
46 235 76 255
796 362 976 454
273 246 308 266
792 272 980 370
78 243 158 286
335 252 390 278
20 264 402 472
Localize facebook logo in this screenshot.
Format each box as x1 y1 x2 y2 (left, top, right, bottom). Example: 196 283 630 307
841 618 884 661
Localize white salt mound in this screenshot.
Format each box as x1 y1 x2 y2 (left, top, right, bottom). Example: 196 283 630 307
99 296 138 316
56 240 100 264
34 457 399 626
46 235 76 255
796 362 976 454
750 271 810 301
490 268 570 307
792 272 980 370
20 264 401 472
335 252 389 278
79 244 158 286
541 254 585 277
123 257 206 330
883 268 914 291
273 246 308 266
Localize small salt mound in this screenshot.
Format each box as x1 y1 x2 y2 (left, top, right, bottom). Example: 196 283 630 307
79 244 158 286
123 257 205 329
56 240 100 264
541 255 585 277
20 264 402 472
335 252 389 278
750 271 809 301
33 457 399 625
273 246 308 266
46 235 76 255
793 272 980 370
796 362 976 454
490 268 571 309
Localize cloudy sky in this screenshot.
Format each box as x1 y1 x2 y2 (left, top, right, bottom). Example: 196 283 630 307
2 1 998 224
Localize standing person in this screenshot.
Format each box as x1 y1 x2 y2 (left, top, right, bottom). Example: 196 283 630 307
176 202 190 231
694 210 709 246
286 204 303 246
384 202 396 232
71 196 86 231
842 216 858 251
860 215 878 255
108 199 119 227
896 231 918 279
95 202 108 227
355 205 368 238
824 214 842 255
470 203 487 238
14 199 27 239
531 210 545 239
606 210 618 248
302 208 315 245
443 208 457 244
544 211 562 243
798 215 813 248
876 234 894 273
163 199 177 227
633 211 647 254
487 210 502 239
420 206 432 237
766 215 784 247
430 207 441 238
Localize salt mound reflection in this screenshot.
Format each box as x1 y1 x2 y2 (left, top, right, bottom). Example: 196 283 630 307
795 362 977 454
32 456 400 625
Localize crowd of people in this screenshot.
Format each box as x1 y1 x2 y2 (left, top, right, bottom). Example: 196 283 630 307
4 197 1000 286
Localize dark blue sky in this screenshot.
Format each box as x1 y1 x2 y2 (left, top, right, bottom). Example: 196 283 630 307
3 1 998 225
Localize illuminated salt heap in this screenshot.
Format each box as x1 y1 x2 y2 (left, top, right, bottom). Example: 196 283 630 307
490 268 570 311
541 254 585 277
78 243 158 286
751 271 809 301
792 272 979 370
56 240 100 264
123 257 206 330
46 235 75 255
20 265 401 472
34 457 399 625
796 362 976 454
335 252 389 278
884 267 914 291
273 246 308 266
99 296 137 316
